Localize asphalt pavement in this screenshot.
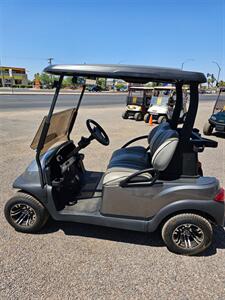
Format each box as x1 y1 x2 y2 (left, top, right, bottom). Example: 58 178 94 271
0 93 218 110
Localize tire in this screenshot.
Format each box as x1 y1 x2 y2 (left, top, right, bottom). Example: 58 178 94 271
197 161 203 176
4 192 49 233
122 111 128 119
180 113 187 124
144 113 150 123
161 213 213 255
134 112 143 121
157 115 167 124
203 121 213 136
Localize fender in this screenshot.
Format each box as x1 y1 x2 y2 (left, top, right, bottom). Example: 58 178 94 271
146 199 225 232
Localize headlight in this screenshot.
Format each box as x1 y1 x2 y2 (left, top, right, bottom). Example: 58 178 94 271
211 116 216 121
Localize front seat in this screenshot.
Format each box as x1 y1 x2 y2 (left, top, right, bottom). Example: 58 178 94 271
108 122 171 170
103 128 179 186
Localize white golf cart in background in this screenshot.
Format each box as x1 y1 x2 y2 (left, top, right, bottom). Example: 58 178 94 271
144 86 188 124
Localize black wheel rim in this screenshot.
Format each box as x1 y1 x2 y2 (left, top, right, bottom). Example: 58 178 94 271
10 203 36 227
172 223 204 249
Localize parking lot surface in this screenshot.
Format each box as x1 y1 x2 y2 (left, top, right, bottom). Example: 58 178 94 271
0 101 225 299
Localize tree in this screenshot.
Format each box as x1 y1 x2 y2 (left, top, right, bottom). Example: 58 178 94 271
218 80 225 87
34 73 41 80
96 78 106 90
39 73 55 88
206 73 216 88
62 77 78 89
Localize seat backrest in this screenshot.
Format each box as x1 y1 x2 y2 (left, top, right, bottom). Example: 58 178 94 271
149 125 179 171
147 121 171 144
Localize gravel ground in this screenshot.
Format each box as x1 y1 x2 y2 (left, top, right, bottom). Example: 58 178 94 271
0 102 225 299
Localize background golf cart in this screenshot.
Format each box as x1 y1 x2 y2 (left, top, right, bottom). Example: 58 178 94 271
203 87 225 136
144 86 188 124
122 86 153 121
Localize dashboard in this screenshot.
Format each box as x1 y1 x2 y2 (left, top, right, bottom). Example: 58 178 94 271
43 141 84 187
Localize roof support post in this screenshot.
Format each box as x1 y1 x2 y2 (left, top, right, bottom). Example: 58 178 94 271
180 82 199 144
36 74 64 188
170 81 183 129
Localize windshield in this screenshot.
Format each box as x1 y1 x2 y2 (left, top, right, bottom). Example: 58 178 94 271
150 96 169 106
129 89 144 97
150 89 175 106
127 88 153 105
30 108 77 154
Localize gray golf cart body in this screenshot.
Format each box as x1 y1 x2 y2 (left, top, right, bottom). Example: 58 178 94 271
12 64 225 232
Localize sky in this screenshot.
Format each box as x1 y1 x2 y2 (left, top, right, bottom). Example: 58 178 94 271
0 0 224 80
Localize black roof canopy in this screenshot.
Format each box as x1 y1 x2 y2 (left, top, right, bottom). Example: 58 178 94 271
44 64 206 84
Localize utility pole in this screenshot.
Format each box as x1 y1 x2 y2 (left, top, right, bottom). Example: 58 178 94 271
0 57 5 87
47 58 54 88
47 57 54 65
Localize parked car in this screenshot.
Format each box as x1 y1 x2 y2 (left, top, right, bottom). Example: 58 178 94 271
203 87 225 135
87 85 102 92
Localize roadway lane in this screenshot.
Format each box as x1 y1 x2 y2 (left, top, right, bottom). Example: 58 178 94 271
0 94 126 110
0 93 218 110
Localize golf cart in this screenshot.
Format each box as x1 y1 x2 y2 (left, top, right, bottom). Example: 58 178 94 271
122 86 153 121
4 64 224 256
203 87 225 136
144 86 188 124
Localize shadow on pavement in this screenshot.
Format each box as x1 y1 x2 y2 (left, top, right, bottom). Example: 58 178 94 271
200 226 225 256
212 132 225 139
42 219 164 247
41 219 225 256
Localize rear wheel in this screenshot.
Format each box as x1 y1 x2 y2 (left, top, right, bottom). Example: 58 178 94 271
161 213 213 255
134 112 143 121
4 192 49 233
157 115 167 124
144 113 150 123
203 121 213 135
122 111 128 119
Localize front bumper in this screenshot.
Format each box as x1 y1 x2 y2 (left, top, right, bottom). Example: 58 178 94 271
209 119 225 132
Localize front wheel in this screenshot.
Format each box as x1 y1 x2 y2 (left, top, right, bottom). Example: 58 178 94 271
161 213 213 255
144 113 150 123
203 121 213 136
122 111 128 119
134 112 143 121
4 192 49 233
157 115 167 124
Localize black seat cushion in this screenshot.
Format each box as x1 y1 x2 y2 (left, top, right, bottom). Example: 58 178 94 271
108 146 149 169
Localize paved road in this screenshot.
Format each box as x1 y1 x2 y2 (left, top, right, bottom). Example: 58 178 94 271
0 94 218 110
0 94 126 110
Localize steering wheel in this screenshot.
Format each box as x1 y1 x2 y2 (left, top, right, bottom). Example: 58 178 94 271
86 119 110 146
